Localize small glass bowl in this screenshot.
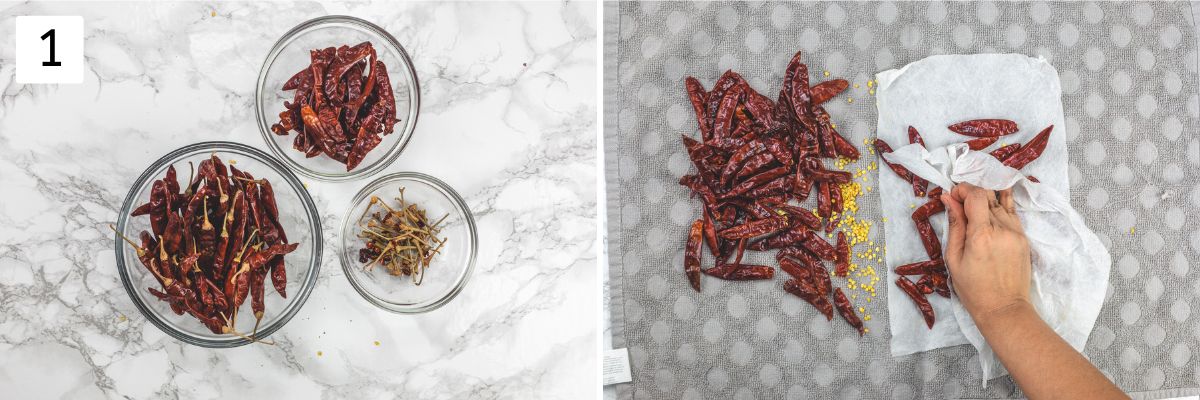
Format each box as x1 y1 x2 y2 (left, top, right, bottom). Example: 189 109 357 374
255 15 420 182
339 172 477 313
114 142 322 347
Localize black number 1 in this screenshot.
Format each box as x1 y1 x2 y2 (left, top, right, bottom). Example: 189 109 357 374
40 29 61 67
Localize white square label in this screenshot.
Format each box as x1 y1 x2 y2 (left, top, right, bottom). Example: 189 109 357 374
15 16 84 84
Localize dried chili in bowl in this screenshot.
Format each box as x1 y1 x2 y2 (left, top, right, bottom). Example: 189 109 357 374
113 154 298 342
271 41 399 171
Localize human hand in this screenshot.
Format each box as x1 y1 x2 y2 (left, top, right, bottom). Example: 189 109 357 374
940 183 1033 325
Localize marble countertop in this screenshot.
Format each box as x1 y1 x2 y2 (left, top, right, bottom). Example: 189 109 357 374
0 2 597 398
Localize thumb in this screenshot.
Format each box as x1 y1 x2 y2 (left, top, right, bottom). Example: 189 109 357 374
941 192 966 271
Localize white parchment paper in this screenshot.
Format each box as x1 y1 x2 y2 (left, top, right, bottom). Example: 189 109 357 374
875 54 1111 384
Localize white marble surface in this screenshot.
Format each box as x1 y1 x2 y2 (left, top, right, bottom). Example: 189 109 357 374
0 2 598 398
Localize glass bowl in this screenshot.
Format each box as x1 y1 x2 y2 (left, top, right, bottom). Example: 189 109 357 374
255 15 420 182
114 142 322 347
339 172 477 313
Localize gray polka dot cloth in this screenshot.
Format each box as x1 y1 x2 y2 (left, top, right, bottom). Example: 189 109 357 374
605 2 1200 398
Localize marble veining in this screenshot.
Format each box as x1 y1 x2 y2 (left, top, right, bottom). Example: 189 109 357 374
0 2 597 398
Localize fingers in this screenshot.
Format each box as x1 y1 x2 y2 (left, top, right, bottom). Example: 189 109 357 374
953 183 994 234
999 188 1016 213
993 188 1023 231
941 192 966 267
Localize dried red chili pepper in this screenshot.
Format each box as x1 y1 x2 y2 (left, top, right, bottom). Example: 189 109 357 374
745 176 792 199
916 274 935 294
686 77 710 141
874 138 929 196
894 259 945 275
273 42 399 171
810 79 848 105
703 263 774 280
777 257 811 281
719 216 789 240
713 83 745 140
931 272 951 298
873 139 912 181
907 126 926 148
833 288 864 335
914 218 942 260
911 198 946 221
764 202 821 231
964 136 999 151
783 279 833 320
1003 125 1053 170
121 156 297 340
835 232 850 277
829 182 844 215
896 276 935 328
747 225 809 251
829 127 861 160
798 229 838 261
816 182 832 218
989 143 1021 162
685 220 703 292
803 162 853 184
948 119 1019 137
720 166 790 199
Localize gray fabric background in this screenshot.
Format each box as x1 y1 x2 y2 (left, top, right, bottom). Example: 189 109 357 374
606 2 1200 399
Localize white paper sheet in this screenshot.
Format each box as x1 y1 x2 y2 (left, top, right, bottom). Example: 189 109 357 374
875 54 1110 384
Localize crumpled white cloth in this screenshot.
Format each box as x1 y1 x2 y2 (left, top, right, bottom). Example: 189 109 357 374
884 143 1112 385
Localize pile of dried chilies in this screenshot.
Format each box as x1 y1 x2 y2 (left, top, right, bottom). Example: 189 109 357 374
679 51 864 335
876 119 1052 328
356 188 448 284
114 154 298 341
271 41 399 171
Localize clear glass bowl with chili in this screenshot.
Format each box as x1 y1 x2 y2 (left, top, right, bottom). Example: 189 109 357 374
114 141 322 347
256 15 420 181
339 172 477 313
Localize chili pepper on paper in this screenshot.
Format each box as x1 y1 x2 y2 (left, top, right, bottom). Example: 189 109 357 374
915 218 942 260
964 136 999 151
907 126 926 148
911 198 946 221
894 259 945 276
989 143 1022 162
1003 125 1053 170
948 119 1019 137
896 276 935 328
